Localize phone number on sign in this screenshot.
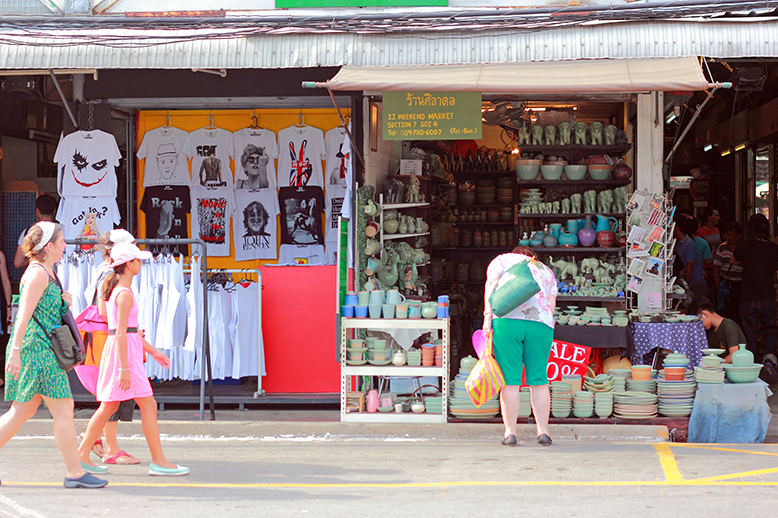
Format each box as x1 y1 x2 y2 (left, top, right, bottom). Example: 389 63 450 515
397 128 443 137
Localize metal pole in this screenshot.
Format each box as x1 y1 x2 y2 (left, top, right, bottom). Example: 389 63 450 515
48 69 78 129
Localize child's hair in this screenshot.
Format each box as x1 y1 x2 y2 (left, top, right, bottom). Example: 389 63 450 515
22 223 62 261
97 231 114 260
102 263 129 300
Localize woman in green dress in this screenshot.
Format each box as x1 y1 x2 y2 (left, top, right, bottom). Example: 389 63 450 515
0 222 107 489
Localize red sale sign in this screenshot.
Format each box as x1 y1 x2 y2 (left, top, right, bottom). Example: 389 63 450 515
520 340 591 386
547 340 591 381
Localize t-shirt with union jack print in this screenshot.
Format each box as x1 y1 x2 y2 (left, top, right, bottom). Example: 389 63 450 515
277 125 326 189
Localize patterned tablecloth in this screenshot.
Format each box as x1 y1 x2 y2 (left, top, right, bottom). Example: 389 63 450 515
629 321 708 367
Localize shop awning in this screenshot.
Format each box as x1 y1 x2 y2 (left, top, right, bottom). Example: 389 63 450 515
324 57 711 94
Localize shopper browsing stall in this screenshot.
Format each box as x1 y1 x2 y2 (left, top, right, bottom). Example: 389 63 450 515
712 222 743 324
78 242 189 477
483 246 557 447
732 213 778 384
14 194 58 269
673 217 708 300
691 297 745 363
1 222 107 488
697 207 721 249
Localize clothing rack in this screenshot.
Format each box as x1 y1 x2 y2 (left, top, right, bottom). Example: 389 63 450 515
186 268 265 398
66 237 215 421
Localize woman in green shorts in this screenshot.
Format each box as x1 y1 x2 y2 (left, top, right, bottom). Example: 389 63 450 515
483 246 557 447
0 222 107 489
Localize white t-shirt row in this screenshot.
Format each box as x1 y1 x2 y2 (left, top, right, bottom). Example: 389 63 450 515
137 124 349 191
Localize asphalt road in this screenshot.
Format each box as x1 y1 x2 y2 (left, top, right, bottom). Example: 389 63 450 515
0 435 776 517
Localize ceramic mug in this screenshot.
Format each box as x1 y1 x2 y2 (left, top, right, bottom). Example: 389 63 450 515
386 289 406 305
382 304 395 319
365 258 382 277
341 305 355 317
369 304 382 319
396 303 409 319
355 305 368 318
409 303 422 319
369 290 385 305
358 291 370 306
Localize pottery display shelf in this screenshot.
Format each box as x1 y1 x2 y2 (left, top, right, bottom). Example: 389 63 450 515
516 213 626 219
516 179 631 187
529 247 623 253
339 317 450 424
503 142 632 160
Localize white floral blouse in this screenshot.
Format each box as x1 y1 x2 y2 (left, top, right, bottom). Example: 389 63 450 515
486 253 558 329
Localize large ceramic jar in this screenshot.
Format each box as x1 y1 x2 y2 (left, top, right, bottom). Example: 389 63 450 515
473 231 482 247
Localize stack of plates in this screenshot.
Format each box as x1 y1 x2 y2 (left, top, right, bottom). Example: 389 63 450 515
551 381 572 418
694 366 725 384
584 374 615 392
448 366 500 419
613 392 658 419
656 379 696 417
584 307 610 319
612 316 630 327
607 369 630 392
476 184 496 205
519 387 532 418
626 378 657 393
520 189 543 208
572 391 594 418
594 392 613 418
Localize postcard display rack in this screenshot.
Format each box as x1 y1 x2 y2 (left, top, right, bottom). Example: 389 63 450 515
624 189 674 312
339 317 450 423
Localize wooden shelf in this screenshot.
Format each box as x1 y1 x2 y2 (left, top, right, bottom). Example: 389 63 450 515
452 221 514 226
507 143 632 157
531 247 623 253
383 202 430 210
431 247 514 252
517 179 631 186
383 231 430 241
516 213 625 219
453 204 514 209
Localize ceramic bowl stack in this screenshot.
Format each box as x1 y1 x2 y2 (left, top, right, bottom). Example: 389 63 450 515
626 377 657 393
572 391 594 418
607 369 631 392
583 307 611 326
519 386 532 418
613 392 658 419
449 361 500 419
421 344 435 366
594 392 613 418
476 181 496 205
584 374 615 393
496 177 514 206
612 310 630 328
424 396 444 415
656 379 696 417
551 381 573 418
406 348 422 366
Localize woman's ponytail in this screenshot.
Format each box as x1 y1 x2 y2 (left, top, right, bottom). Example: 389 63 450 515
101 263 128 300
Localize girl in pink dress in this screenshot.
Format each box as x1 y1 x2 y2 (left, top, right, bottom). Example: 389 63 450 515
78 242 189 477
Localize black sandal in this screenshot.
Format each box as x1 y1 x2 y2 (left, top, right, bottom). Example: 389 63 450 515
537 434 553 446
501 434 517 446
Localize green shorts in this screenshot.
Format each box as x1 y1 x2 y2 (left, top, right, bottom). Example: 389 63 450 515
492 318 554 386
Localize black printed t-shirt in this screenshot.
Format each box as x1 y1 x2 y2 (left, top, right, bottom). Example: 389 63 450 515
140 185 191 255
278 186 325 245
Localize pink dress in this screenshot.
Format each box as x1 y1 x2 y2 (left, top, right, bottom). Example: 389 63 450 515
96 287 153 402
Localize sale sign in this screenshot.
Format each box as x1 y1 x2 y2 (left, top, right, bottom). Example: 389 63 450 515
547 340 591 382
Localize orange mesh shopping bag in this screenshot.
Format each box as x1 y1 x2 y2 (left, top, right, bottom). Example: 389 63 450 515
465 333 505 407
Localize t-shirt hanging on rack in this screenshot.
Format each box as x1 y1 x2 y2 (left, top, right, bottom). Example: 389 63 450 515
57 196 121 252
54 130 122 198
190 185 233 257
277 125 326 188
278 244 327 265
188 127 234 189
233 189 280 261
230 128 279 190
140 185 192 255
278 186 325 245
324 127 350 190
137 127 193 187
324 184 347 264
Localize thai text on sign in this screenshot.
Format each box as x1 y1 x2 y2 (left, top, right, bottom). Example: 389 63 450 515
383 91 482 141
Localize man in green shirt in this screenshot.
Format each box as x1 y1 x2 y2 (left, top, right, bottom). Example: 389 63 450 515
691 298 745 364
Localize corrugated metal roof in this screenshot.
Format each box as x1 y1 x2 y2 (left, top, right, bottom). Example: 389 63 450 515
0 20 777 70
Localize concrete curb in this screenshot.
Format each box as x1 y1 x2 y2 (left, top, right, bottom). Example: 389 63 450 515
16 418 669 442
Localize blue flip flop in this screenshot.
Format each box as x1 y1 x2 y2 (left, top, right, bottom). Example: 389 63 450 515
81 461 108 474
148 463 189 477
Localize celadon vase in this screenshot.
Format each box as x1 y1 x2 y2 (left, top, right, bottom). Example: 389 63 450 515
731 344 754 367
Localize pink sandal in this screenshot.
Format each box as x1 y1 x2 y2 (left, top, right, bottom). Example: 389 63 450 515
102 450 141 465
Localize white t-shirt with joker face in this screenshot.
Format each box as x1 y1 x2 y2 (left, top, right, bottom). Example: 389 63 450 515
55 130 122 197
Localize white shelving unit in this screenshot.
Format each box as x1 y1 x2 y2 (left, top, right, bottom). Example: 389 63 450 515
340 317 450 423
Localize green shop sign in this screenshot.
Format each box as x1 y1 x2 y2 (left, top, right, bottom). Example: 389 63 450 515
277 0 446 6
382 91 482 141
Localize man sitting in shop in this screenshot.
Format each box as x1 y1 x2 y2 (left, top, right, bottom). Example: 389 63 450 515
691 297 745 364
14 193 58 268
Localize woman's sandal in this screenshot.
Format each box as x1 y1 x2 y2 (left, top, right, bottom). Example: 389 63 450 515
537 434 553 446
501 434 518 446
103 450 141 465
80 433 105 458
